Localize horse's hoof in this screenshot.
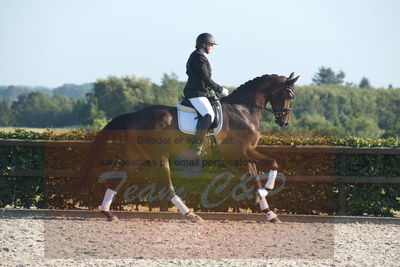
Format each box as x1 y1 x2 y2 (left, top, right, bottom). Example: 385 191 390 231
185 212 204 223
266 211 282 223
101 211 119 222
269 217 282 224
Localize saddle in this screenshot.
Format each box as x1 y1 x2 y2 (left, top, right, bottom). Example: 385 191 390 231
176 96 223 136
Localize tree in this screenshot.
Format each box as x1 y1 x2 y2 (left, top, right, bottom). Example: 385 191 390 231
79 73 186 127
312 66 345 85
0 100 12 126
154 73 184 106
287 84 399 138
91 75 157 119
295 113 334 131
11 91 80 127
53 83 93 98
382 121 400 138
0 85 33 103
345 117 383 138
76 96 107 126
359 77 372 89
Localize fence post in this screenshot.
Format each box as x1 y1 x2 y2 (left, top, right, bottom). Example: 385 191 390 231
337 154 348 215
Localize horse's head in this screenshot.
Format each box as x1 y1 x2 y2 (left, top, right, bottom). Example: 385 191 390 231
269 72 299 127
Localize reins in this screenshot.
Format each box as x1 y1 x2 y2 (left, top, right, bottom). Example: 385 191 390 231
224 95 264 110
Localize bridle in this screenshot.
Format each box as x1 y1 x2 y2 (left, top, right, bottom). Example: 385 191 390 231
265 83 295 118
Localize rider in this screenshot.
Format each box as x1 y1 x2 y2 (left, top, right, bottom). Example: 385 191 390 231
183 33 229 155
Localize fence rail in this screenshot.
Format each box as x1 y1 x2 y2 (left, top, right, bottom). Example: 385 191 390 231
1 139 400 184
4 170 400 184
1 138 399 154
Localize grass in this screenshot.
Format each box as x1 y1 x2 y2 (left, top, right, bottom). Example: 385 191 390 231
0 126 80 134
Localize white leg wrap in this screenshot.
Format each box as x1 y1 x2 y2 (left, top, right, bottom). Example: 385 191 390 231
171 195 190 215
100 188 117 211
258 196 270 211
257 188 268 198
264 170 277 190
266 210 278 221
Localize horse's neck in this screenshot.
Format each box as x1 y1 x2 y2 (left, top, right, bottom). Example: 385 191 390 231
229 89 260 103
233 91 266 112
223 94 264 126
254 91 267 109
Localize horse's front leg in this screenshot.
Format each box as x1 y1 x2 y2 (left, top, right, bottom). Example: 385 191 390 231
248 162 281 223
158 156 204 223
245 148 278 190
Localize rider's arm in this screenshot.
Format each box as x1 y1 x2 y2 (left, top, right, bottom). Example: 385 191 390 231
194 55 223 94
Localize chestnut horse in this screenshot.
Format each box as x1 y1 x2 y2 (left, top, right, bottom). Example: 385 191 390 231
70 73 299 223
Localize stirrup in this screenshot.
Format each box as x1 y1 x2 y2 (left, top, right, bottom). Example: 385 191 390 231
188 144 204 156
192 148 207 157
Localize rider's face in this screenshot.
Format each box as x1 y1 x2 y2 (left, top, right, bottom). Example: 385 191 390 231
205 43 214 54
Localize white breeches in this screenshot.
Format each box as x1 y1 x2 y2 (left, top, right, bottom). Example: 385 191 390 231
189 97 215 122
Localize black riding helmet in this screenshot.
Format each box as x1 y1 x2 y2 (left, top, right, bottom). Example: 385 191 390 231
196 33 218 47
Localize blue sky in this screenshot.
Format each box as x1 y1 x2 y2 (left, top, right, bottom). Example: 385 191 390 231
1 0 399 88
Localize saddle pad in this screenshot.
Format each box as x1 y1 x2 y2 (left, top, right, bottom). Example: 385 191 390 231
176 102 223 136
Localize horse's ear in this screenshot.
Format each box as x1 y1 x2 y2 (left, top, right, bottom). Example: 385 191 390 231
288 72 295 79
286 75 299 86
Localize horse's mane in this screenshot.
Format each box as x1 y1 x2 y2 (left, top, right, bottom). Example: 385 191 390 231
222 74 281 102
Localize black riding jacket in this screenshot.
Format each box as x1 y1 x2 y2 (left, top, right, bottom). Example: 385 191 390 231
183 49 223 98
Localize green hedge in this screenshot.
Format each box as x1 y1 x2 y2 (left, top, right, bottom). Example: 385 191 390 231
0 129 399 216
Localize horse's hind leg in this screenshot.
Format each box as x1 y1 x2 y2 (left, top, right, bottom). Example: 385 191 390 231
158 156 204 223
100 192 119 222
248 163 281 223
98 140 139 222
98 171 127 222
98 128 156 222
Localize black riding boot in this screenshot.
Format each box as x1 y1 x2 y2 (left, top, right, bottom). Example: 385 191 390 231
190 114 212 155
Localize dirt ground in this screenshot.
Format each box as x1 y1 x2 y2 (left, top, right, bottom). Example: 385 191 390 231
1 217 399 266
44 218 334 259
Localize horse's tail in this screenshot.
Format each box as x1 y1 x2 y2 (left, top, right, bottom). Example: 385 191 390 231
67 115 130 192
